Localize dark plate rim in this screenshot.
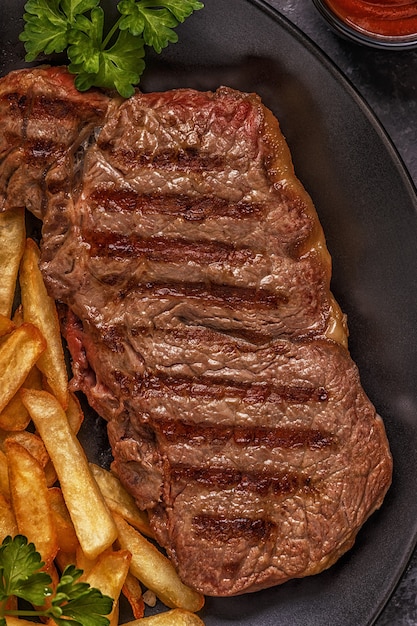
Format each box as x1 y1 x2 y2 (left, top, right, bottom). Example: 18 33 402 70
247 3 417 621
252 0 417 203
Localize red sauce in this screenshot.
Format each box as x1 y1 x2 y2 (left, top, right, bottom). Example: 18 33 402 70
324 0 417 37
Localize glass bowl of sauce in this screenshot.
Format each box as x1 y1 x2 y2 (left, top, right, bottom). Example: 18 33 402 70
312 0 417 49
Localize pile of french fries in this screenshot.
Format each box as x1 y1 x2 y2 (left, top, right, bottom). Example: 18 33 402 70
0 207 205 626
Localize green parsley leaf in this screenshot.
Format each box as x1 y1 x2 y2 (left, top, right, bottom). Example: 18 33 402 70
61 0 100 23
118 1 179 52
19 0 204 96
69 18 145 97
19 0 71 61
0 536 113 626
118 0 204 53
51 565 113 626
67 7 105 74
0 535 52 607
151 0 205 23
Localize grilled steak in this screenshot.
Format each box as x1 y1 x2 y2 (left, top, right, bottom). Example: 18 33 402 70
0 67 392 596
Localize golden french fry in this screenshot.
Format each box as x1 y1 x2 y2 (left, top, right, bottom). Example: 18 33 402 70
122 571 145 619
0 314 15 338
0 365 42 431
90 463 154 538
55 549 78 574
0 399 31 432
66 391 84 434
5 440 58 566
48 487 79 554
21 389 118 559
12 304 23 326
41 384 84 434
122 609 205 625
2 431 50 469
111 602 119 626
113 514 204 613
44 459 58 488
83 549 132 626
19 238 69 409
0 365 43 431
76 544 103 578
75 545 115 580
0 449 9 498
0 207 25 318
6 617 41 626
0 323 46 413
0 492 17 541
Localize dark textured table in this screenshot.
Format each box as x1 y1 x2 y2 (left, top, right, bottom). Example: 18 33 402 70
273 3 417 624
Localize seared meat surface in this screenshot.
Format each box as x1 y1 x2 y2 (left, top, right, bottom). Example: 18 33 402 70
0 67 392 596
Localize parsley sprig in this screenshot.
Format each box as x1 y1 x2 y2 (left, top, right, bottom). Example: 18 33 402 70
19 0 204 98
0 535 113 626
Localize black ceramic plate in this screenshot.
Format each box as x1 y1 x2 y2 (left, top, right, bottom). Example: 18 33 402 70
2 1 417 625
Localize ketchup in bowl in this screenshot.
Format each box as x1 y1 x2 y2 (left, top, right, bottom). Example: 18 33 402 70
312 0 417 49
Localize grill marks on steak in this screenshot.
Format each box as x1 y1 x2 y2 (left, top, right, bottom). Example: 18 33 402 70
87 231 258 265
0 68 392 596
63 305 391 593
138 374 327 404
169 465 314 499
35 85 337 341
89 188 264 221
0 67 110 218
157 418 335 450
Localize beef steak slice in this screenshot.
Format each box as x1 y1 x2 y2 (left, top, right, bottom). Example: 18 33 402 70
0 67 392 596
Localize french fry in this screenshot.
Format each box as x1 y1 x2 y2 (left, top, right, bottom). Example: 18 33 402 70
5 440 58 567
12 304 23 326
0 314 15 338
66 391 84 434
42 384 84 434
83 549 132 626
0 399 31 432
19 238 69 409
44 459 58 488
6 617 41 626
122 571 145 619
0 207 25 318
0 323 46 413
55 549 78 574
48 487 79 554
76 544 104 578
113 514 204 613
75 544 116 579
0 492 18 541
0 449 9 498
122 609 205 625
21 389 118 559
2 430 50 469
112 603 120 626
0 365 43 431
90 463 154 538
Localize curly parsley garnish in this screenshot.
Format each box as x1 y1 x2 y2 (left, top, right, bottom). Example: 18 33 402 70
19 0 204 98
0 535 113 626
